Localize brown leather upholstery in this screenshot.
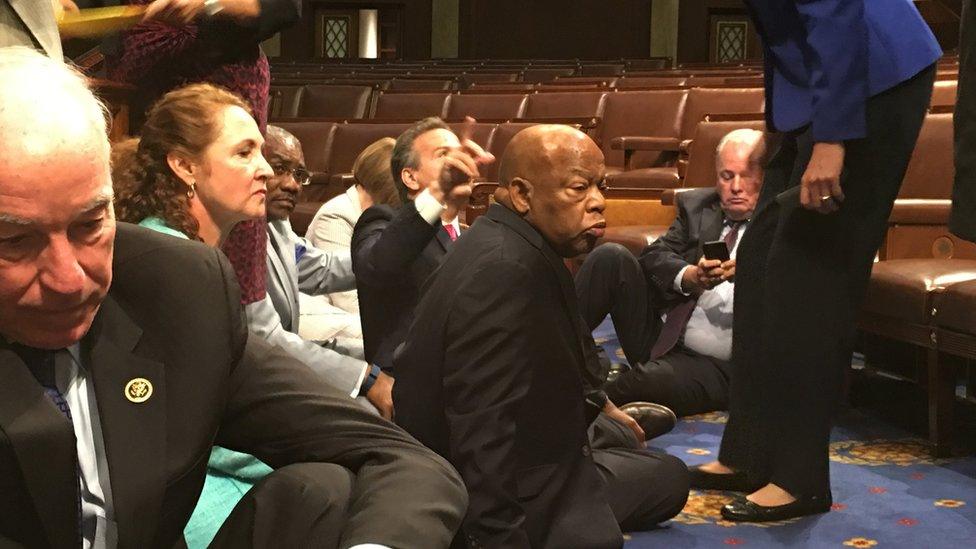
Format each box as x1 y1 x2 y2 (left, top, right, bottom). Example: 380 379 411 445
445 93 528 119
298 85 374 119
522 91 608 121
614 76 688 88
900 113 953 199
862 259 976 324
373 92 449 120
579 63 625 77
388 79 453 91
522 68 576 83
269 85 304 119
272 120 339 177
930 79 957 107
458 73 520 89
599 89 688 169
934 278 976 333
290 202 321 237
325 123 412 185
680 87 766 140
605 168 681 189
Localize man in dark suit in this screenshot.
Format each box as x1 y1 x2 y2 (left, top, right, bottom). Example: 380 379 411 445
954 1 976 242
352 117 493 374
575 129 765 417
694 0 940 523
394 125 689 548
0 47 466 548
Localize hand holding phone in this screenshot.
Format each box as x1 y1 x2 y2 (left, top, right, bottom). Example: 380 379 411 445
702 240 730 262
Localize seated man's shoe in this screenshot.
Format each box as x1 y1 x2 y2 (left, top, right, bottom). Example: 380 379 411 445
687 466 764 492
720 493 832 522
620 401 676 440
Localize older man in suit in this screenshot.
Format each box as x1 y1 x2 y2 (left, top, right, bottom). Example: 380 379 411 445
394 125 689 549
259 125 392 417
575 129 765 418
352 117 493 373
0 46 466 548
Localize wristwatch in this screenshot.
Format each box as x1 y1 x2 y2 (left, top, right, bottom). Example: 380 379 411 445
203 0 224 16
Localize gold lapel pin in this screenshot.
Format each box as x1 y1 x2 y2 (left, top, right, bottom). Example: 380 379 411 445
124 377 153 403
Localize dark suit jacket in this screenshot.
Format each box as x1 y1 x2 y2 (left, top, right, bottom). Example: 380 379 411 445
394 204 621 549
0 223 464 548
744 0 940 142
639 188 725 310
352 201 453 370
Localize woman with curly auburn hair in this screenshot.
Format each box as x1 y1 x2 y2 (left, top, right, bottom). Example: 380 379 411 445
112 82 377 547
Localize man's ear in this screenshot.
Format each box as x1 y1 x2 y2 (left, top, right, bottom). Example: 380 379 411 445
509 177 532 215
401 168 423 194
166 151 198 189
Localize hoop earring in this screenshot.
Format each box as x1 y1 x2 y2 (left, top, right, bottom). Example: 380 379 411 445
187 182 196 199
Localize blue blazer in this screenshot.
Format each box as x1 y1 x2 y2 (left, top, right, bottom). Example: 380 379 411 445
745 0 941 142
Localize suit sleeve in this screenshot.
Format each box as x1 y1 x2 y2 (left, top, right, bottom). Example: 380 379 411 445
245 295 368 396
638 201 696 303
443 259 535 549
216 335 467 548
793 0 869 141
352 204 439 288
283 224 357 295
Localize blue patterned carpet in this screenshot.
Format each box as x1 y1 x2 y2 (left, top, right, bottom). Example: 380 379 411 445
590 320 976 548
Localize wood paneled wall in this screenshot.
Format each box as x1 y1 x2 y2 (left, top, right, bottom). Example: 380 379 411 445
458 0 652 59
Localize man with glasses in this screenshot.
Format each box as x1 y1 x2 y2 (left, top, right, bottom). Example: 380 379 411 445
257 126 395 418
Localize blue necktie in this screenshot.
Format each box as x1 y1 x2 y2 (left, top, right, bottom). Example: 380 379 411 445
11 345 83 541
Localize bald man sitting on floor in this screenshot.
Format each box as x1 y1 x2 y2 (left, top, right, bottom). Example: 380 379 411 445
394 125 689 548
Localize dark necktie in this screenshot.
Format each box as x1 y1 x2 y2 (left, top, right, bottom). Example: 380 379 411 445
10 345 83 539
444 224 458 242
648 220 743 360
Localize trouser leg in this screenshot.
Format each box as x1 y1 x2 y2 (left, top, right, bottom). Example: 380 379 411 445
592 447 690 531
210 463 356 549
575 243 661 365
604 349 731 416
765 66 934 497
952 0 976 240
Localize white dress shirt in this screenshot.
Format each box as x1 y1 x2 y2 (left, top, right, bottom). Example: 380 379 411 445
414 188 461 235
58 345 116 549
671 222 747 361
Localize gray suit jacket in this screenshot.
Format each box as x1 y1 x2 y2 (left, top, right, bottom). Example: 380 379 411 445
266 219 355 333
0 0 62 58
247 220 368 402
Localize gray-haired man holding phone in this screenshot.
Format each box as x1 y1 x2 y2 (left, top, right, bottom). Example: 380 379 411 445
575 128 766 418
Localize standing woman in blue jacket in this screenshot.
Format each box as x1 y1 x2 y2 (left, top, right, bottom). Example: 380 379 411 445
690 0 942 522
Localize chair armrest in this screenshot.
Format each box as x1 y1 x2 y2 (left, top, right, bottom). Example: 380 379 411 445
888 199 952 225
661 187 698 206
309 172 332 186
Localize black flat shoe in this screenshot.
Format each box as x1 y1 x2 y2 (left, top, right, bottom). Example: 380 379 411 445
687 466 764 492
720 493 832 522
620 401 677 440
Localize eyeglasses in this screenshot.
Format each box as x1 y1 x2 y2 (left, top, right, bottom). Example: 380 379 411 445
271 164 312 185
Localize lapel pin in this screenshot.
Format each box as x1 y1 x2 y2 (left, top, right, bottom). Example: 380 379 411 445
124 377 153 403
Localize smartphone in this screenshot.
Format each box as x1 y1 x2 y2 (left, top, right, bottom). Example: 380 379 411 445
702 240 730 262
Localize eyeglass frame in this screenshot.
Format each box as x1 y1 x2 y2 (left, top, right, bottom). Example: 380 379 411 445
269 163 312 186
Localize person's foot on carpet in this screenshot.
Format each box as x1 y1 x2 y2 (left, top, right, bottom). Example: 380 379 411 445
746 483 795 507
698 461 735 474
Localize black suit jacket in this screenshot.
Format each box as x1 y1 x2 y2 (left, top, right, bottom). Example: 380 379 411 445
639 188 725 309
0 223 464 548
352 201 453 370
394 204 621 549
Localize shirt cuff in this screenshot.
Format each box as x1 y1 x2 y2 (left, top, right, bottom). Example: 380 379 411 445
674 265 693 296
414 189 446 225
350 362 370 398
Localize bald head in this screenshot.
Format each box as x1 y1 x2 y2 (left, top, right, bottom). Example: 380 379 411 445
497 125 607 257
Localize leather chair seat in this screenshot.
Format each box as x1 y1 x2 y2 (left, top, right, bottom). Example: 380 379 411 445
290 202 323 237
605 167 681 189
598 225 669 256
933 278 976 333
862 259 976 324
